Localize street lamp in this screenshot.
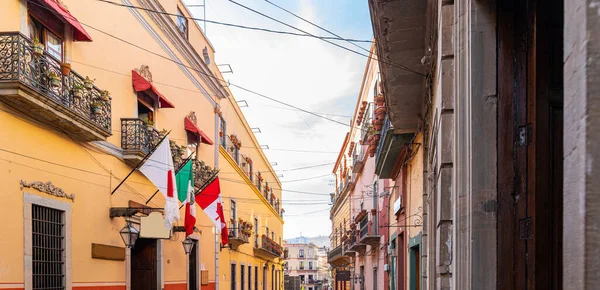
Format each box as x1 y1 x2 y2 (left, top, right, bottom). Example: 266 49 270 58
119 221 139 248
182 237 194 254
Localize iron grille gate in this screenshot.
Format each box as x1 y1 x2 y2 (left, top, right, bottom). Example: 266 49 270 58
32 204 65 290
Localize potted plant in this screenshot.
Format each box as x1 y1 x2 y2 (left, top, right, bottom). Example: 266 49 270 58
100 90 110 102
91 100 103 115
373 119 383 131
219 131 224 137
375 94 385 107
142 118 154 130
32 38 44 56
84 76 95 90
60 62 71 76
371 209 377 215
72 83 84 100
373 132 381 141
375 106 386 119
46 71 60 87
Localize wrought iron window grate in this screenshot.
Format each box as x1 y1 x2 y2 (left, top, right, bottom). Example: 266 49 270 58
32 204 65 290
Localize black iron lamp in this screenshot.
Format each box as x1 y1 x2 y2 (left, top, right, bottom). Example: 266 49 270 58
119 221 139 248
182 237 194 254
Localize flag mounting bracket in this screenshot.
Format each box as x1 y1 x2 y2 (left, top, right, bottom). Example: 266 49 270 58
109 207 163 218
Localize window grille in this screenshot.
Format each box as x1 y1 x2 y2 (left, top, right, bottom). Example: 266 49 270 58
32 204 65 290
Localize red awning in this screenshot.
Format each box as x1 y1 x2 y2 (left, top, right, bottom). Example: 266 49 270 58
42 0 92 41
185 117 213 145
132 70 175 108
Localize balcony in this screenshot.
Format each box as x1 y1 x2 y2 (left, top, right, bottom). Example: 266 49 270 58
121 118 160 166
352 143 365 173
228 221 250 250
349 230 366 254
327 245 350 267
359 213 380 248
0 33 111 141
254 235 283 260
343 234 357 256
375 116 414 178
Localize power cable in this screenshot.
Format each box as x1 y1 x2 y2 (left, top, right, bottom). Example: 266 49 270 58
280 173 331 183
27 0 364 132
93 0 373 43
263 0 372 54
228 0 425 77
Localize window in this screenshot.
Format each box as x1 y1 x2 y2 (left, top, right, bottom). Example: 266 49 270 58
32 205 65 290
265 226 269 238
309 261 313 270
248 266 252 290
308 275 313 282
249 162 254 182
254 266 258 290
271 231 274 241
176 8 188 39
373 267 378 290
220 116 226 147
300 275 305 283
299 249 305 258
241 265 245 290
254 218 259 245
231 264 236 290
230 200 237 237
299 262 304 270
28 11 64 61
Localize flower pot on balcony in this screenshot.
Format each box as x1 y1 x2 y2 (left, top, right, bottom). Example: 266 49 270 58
91 101 102 115
60 62 71 76
100 90 110 102
375 106 386 120
47 71 60 88
72 83 84 100
32 38 44 56
373 119 383 131
373 133 381 141
375 94 385 107
84 77 95 90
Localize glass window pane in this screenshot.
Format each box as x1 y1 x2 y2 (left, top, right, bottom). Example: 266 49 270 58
46 31 62 60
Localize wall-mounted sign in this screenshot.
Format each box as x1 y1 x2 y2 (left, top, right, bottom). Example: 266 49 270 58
140 212 170 239
336 271 351 281
20 180 75 202
393 196 402 214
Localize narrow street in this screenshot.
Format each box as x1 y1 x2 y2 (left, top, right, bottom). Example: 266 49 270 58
0 1 598 290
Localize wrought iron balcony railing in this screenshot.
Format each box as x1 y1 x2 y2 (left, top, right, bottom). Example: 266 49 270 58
375 115 392 168
254 235 283 260
121 118 160 165
0 32 111 140
228 221 250 250
358 213 380 248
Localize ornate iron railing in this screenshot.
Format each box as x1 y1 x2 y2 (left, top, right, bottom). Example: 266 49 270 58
0 32 111 134
375 115 391 166
327 245 342 262
121 118 160 154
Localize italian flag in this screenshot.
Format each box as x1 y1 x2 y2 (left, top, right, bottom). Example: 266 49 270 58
176 159 196 237
196 177 229 246
138 136 179 230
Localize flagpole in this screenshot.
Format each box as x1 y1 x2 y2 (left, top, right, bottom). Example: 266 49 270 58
145 153 195 204
111 131 172 195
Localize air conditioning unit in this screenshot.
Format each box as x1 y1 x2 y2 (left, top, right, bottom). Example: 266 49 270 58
383 264 389 272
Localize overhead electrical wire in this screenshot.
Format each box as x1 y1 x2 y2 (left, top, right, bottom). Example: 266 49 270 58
228 0 425 77
263 0 372 54
92 0 373 43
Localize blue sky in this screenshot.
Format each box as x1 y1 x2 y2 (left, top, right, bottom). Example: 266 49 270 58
184 0 374 239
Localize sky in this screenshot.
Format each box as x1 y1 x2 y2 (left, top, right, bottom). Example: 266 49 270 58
184 0 373 239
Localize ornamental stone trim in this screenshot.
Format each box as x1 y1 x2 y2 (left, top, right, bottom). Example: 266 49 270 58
19 180 75 202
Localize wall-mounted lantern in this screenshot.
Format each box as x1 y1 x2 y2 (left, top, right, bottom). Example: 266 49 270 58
119 221 139 248
182 237 194 254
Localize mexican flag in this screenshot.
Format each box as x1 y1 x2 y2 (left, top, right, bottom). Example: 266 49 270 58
176 159 196 237
196 177 229 246
138 136 179 230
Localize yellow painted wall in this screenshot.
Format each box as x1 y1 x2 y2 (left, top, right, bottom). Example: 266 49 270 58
0 0 282 289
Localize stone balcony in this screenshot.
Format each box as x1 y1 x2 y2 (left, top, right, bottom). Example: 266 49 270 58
0 32 111 141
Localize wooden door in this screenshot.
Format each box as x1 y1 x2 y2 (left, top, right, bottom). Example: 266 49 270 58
131 238 157 290
189 240 198 290
497 0 563 289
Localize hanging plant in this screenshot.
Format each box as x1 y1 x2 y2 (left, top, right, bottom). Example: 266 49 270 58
47 71 60 88
84 76 95 90
72 83 84 100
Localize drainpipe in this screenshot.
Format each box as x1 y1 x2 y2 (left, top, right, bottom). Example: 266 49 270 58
214 107 220 290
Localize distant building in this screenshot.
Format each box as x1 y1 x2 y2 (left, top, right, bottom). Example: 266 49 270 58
284 242 330 290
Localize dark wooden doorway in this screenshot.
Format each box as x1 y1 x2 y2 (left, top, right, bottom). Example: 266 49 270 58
497 0 564 289
131 238 158 290
189 240 198 290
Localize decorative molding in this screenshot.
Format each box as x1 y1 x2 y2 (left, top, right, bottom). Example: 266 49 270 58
20 180 75 202
187 111 197 125
134 65 153 83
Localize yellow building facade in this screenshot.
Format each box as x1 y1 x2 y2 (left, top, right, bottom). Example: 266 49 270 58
0 0 283 290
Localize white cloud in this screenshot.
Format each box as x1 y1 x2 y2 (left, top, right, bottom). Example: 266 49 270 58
187 0 369 238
